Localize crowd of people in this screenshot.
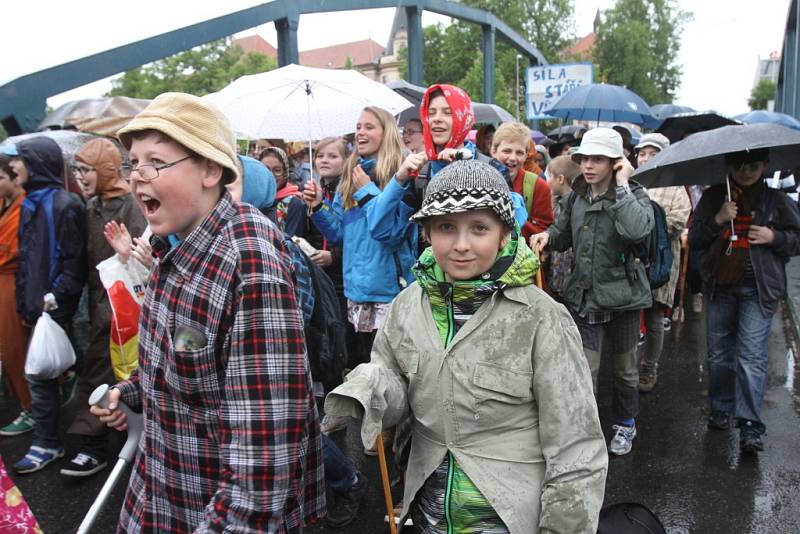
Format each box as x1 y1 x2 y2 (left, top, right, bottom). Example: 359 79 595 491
0 80 797 533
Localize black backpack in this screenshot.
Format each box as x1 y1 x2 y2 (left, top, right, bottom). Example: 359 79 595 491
298 251 348 386
597 502 666 534
630 199 673 290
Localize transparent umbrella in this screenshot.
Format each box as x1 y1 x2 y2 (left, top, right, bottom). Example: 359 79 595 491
39 96 151 136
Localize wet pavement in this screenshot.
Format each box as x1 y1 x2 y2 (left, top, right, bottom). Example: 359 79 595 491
2 273 800 532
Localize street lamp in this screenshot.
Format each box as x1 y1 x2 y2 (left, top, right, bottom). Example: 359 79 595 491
515 54 523 121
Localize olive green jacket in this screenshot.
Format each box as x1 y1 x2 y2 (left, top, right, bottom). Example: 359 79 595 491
547 176 654 313
325 283 608 534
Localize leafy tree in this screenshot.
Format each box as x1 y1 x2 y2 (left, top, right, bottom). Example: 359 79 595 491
400 0 575 114
593 0 690 104
458 53 512 111
748 79 776 110
107 38 276 99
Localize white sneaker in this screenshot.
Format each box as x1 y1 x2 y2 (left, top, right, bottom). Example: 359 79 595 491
609 424 637 456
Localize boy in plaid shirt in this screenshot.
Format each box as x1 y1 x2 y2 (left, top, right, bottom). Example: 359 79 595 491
92 93 324 532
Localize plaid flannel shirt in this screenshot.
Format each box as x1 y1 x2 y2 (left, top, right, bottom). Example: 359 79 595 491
115 193 324 533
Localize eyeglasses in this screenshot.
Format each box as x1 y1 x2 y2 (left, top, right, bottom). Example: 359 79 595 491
402 129 421 136
120 155 192 183
71 164 95 176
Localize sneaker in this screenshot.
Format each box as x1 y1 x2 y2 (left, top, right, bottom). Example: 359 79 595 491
320 414 348 435
638 371 657 393
60 370 78 407
60 452 108 477
608 424 637 456
384 500 413 526
325 472 366 529
13 445 65 474
692 293 703 313
739 421 764 453
663 317 671 332
707 410 731 430
0 411 35 436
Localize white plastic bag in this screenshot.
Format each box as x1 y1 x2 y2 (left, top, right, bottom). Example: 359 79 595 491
97 254 146 380
24 312 76 379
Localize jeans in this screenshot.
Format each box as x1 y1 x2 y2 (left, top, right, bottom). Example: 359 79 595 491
24 305 80 450
705 279 773 431
322 433 357 495
26 374 61 449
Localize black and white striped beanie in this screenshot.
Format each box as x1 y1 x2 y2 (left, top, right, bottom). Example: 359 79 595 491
410 160 515 227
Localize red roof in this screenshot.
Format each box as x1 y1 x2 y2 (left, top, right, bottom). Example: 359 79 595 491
564 32 596 60
232 35 278 58
300 39 385 69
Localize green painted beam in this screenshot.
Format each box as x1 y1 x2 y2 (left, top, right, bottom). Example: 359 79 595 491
0 0 546 134
406 5 425 86
482 25 496 104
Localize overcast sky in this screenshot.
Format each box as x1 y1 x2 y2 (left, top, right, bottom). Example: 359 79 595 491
2 0 790 116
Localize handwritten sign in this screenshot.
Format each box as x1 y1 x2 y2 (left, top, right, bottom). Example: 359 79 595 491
526 63 594 119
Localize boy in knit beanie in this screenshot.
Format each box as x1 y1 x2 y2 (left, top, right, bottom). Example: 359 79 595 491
91 92 324 531
326 160 606 533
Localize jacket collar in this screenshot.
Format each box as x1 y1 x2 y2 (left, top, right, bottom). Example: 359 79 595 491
152 192 235 279
572 174 644 201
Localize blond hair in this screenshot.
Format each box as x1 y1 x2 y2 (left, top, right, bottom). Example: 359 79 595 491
547 155 582 186
340 107 404 209
491 122 530 151
314 137 350 164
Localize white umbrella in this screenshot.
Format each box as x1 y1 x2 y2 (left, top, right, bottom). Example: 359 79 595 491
208 64 414 165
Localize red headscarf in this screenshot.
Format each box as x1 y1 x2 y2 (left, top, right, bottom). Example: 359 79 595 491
420 84 475 160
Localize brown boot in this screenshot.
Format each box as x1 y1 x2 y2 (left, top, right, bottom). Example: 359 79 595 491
639 371 657 393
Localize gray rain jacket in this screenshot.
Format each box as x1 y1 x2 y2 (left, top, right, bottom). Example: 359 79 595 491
326 282 608 533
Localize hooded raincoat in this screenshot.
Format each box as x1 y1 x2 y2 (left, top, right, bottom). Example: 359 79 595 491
68 138 147 437
325 237 607 533
15 136 86 326
547 175 654 313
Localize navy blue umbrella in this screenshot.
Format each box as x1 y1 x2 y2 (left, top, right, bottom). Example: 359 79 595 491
650 103 695 120
546 83 660 128
734 110 800 131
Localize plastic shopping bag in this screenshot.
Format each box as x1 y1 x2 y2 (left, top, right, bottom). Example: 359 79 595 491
97 255 146 381
24 312 76 379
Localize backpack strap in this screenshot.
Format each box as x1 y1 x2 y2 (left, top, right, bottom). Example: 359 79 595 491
522 172 538 215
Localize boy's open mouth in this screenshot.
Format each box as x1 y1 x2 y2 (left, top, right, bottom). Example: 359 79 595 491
139 193 161 215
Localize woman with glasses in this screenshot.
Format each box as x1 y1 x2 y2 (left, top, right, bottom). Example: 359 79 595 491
258 146 308 238
401 118 425 154
61 138 147 479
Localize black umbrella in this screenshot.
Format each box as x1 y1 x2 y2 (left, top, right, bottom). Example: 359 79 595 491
546 124 588 142
656 111 740 143
650 103 695 120
633 123 800 189
634 123 800 242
